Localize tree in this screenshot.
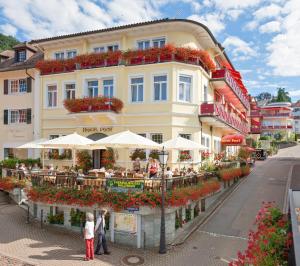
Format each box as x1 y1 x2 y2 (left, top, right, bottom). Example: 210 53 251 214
272 88 291 102
0 34 20 52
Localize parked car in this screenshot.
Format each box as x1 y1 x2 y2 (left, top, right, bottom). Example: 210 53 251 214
255 149 268 160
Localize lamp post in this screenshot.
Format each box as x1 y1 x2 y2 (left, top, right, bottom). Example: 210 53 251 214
158 146 169 254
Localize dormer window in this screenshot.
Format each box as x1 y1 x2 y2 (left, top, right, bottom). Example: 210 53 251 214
16 50 26 62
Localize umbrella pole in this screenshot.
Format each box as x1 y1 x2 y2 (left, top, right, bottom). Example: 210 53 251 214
42 148 45 169
73 149 76 168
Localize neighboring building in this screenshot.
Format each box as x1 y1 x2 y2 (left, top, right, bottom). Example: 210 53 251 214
248 96 262 139
260 102 293 139
28 18 250 168
292 101 300 137
0 43 43 160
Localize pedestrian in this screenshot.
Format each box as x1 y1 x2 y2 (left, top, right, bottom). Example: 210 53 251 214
133 157 141 173
84 212 94 261
148 158 159 178
94 210 110 255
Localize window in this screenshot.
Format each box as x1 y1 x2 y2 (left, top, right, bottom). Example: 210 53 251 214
214 139 221 153
138 133 146 138
151 133 163 144
153 38 165 48
87 80 98 98
50 135 59 140
107 45 119 51
17 50 26 62
94 47 105 53
9 109 27 124
137 40 150 50
179 134 191 140
9 79 27 93
131 77 144 102
10 80 19 93
103 79 114 98
203 85 208 102
179 75 192 102
201 135 210 151
55 52 64 60
65 83 76 100
47 85 57 107
66 50 77 59
154 75 167 101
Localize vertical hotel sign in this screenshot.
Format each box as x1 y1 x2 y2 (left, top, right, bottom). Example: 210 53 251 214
225 70 250 110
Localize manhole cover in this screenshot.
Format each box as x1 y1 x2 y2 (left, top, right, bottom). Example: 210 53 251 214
122 255 145 266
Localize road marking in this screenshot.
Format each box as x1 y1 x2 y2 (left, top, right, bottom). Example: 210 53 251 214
220 257 231 263
198 230 248 241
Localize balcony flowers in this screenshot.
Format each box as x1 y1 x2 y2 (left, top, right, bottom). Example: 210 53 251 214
230 202 292 266
218 167 243 181
0 178 27 191
63 96 124 113
27 180 220 211
36 44 216 75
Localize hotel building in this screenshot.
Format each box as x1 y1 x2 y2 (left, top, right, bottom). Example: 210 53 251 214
24 19 250 167
249 96 262 138
260 102 293 139
0 44 43 160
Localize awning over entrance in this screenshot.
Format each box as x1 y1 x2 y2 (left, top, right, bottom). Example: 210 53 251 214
221 134 244 145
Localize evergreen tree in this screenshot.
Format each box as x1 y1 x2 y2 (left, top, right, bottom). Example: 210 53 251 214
0 34 20 52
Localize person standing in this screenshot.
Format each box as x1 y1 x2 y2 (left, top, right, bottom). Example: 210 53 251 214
94 210 110 255
148 158 159 178
133 157 141 173
84 212 94 261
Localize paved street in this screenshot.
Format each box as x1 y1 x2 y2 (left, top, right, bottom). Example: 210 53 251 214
0 146 299 266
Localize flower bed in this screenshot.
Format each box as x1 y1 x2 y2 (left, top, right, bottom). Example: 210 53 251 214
36 44 216 75
0 178 26 191
230 202 292 266
27 180 220 211
63 96 124 113
218 167 243 181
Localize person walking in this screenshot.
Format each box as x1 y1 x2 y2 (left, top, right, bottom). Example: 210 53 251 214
84 212 94 261
94 210 110 255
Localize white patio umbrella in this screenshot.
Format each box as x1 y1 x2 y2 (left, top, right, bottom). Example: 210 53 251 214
17 138 48 169
161 136 206 168
91 130 161 171
41 133 106 167
161 136 206 151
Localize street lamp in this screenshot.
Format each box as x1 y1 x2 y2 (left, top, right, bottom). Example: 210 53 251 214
158 146 169 254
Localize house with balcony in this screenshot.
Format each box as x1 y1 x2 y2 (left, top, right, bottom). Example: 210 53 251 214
260 102 293 139
30 19 250 167
0 43 43 160
292 101 300 138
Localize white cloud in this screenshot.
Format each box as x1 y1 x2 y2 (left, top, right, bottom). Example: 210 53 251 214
259 21 281 33
227 9 244 20
212 0 261 10
244 20 259 30
0 0 162 39
0 23 17 36
188 13 225 35
223 36 257 60
254 4 282 21
267 0 300 76
289 90 300 97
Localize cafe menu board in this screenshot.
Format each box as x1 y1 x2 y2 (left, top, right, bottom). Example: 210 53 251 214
114 213 137 233
106 179 144 193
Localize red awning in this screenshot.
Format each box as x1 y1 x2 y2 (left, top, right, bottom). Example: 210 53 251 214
244 146 256 152
221 134 245 145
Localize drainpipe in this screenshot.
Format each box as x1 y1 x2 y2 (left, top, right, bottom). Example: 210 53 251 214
25 68 35 80
210 126 213 155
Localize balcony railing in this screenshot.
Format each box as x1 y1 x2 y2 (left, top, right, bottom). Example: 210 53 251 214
250 127 261 134
200 102 249 134
211 69 250 110
250 110 261 117
261 125 293 130
261 113 291 117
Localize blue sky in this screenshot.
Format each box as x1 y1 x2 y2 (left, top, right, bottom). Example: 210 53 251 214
0 0 300 101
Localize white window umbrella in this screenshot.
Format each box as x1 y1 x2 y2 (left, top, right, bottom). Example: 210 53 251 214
91 130 162 171
40 133 106 167
17 138 49 169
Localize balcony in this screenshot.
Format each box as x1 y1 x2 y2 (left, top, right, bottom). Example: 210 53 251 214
211 69 250 110
261 125 293 130
199 102 249 135
250 110 261 117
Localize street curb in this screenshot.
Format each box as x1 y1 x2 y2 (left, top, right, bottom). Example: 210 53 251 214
283 164 295 214
171 174 250 246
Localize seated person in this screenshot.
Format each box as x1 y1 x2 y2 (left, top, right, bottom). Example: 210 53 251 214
105 169 114 178
133 158 141 173
32 163 40 171
173 168 180 176
166 167 173 178
186 168 195 176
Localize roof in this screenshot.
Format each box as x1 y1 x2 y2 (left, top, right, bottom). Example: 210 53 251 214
0 51 44 72
0 50 14 58
30 18 235 70
13 42 37 53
